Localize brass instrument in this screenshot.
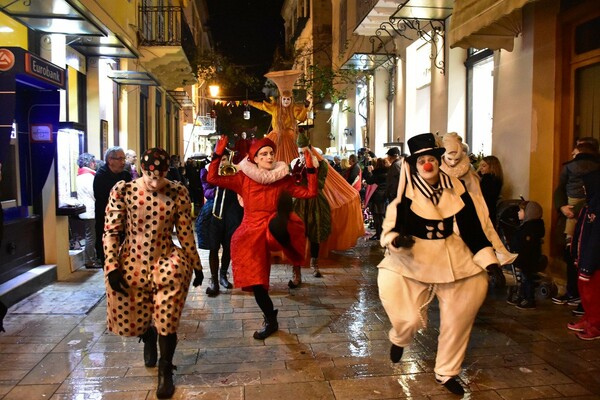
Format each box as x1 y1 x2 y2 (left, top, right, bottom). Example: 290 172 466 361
218 149 237 176
212 149 237 219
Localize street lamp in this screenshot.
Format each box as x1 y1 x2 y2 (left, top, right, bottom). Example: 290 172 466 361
209 84 220 98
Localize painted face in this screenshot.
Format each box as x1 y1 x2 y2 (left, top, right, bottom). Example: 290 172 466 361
416 155 440 185
443 151 462 168
108 150 126 174
126 152 137 163
281 96 292 107
141 169 168 191
478 160 489 174
253 146 275 170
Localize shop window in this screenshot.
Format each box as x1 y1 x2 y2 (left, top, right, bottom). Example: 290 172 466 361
575 16 600 55
466 49 494 156
1 123 20 209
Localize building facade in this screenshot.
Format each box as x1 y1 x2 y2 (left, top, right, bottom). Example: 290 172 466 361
283 0 600 279
0 0 213 304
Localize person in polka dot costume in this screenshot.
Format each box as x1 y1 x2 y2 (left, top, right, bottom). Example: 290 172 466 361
103 147 203 399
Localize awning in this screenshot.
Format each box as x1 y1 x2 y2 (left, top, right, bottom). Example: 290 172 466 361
0 0 137 58
167 90 194 108
448 0 537 51
341 53 392 71
107 71 159 86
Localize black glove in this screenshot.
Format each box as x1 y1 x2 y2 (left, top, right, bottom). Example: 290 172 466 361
192 269 204 287
391 234 415 249
107 269 130 296
486 264 506 288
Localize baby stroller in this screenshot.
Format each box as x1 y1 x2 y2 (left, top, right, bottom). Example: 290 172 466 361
495 199 556 301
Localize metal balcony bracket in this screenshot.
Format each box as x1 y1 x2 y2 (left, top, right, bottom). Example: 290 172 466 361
369 1 447 75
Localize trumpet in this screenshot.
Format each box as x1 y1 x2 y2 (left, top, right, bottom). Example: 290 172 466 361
218 149 237 176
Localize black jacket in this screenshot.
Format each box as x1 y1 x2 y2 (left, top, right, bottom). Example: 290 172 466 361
510 219 545 273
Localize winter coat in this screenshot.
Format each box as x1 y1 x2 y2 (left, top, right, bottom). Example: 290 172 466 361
196 165 243 250
379 166 498 283
553 153 600 208
207 157 317 290
365 168 388 204
385 158 402 202
479 173 502 222
510 211 545 274
572 170 600 278
76 167 96 219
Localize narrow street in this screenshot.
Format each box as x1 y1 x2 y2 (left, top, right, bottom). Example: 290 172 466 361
1 238 599 399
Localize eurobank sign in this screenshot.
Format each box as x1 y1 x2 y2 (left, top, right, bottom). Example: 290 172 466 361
0 47 66 90
25 52 65 89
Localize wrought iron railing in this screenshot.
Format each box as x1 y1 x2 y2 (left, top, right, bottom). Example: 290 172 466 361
138 6 197 64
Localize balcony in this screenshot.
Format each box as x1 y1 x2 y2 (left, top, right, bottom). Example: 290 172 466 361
138 6 198 90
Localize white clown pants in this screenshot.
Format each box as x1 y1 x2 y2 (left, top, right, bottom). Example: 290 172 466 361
378 268 488 377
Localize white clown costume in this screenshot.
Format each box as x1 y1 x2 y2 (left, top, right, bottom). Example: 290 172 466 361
377 133 501 395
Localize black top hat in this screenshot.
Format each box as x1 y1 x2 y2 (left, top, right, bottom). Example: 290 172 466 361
406 133 445 163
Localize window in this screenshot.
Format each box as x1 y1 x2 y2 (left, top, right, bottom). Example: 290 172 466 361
466 49 494 156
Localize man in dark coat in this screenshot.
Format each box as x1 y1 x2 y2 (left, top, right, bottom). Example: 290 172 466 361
385 147 402 203
93 146 131 265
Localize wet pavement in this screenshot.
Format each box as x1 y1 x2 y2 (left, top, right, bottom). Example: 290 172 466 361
1 237 600 399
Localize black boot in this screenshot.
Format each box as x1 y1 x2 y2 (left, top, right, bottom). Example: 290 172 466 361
206 276 219 297
390 344 403 363
138 326 157 367
253 309 279 340
156 359 176 399
219 273 233 289
0 301 7 333
156 333 177 399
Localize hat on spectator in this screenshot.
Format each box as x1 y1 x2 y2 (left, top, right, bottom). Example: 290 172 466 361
386 147 400 157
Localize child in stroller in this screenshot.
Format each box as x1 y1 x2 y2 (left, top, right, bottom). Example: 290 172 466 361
497 199 548 309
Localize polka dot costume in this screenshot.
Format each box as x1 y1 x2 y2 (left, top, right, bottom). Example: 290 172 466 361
103 179 200 337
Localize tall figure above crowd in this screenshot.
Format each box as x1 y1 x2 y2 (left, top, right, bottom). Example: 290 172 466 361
207 135 317 340
249 70 363 258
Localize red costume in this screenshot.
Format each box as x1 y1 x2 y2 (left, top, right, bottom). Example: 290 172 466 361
207 153 317 290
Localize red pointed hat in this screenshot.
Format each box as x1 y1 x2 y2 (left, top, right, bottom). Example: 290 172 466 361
249 137 276 159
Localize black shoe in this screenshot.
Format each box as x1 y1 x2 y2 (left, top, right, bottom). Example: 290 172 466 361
516 299 536 310
390 344 403 363
138 327 158 368
368 235 379 241
206 278 219 297
436 377 465 395
156 359 176 399
84 263 102 269
506 293 523 306
219 274 233 289
572 304 585 316
253 310 279 340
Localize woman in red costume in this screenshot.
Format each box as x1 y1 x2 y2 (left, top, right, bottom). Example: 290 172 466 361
207 135 317 340
248 70 364 257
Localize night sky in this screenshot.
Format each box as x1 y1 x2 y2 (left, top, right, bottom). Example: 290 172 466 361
205 0 285 99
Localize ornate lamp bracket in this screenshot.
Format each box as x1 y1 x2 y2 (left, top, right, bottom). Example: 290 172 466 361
369 3 446 75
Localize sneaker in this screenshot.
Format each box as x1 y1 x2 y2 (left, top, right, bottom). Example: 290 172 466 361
572 304 585 316
567 319 588 332
566 297 581 306
552 294 575 305
506 293 523 306
516 299 536 310
577 326 600 341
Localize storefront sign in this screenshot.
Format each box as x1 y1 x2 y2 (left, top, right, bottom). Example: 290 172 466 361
0 48 15 72
25 53 65 88
30 124 53 143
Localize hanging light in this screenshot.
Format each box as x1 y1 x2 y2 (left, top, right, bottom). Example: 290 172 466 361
209 84 220 98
